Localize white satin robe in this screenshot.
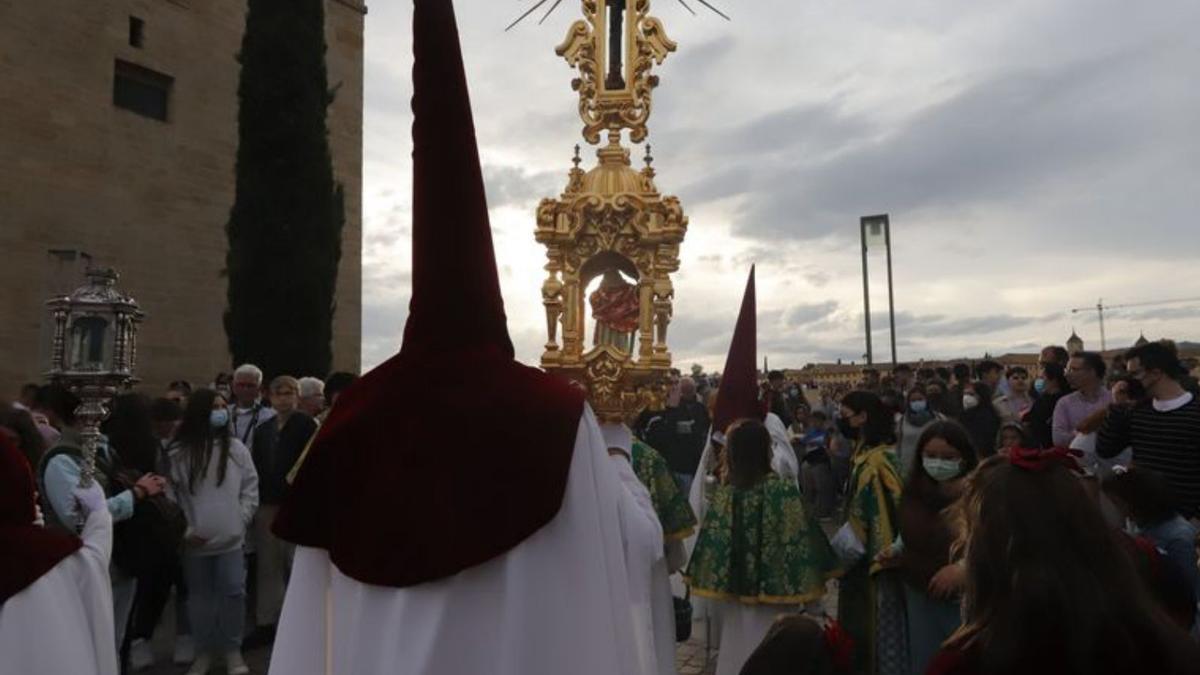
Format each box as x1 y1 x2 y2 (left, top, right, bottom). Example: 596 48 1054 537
0 508 116 675
268 406 666 675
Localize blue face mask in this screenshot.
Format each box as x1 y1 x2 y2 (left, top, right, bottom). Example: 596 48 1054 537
909 400 928 414
209 409 230 429
1033 377 1047 394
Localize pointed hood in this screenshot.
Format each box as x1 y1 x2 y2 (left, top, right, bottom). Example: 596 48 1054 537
274 0 584 588
1 433 81 606
712 266 765 438
404 0 512 357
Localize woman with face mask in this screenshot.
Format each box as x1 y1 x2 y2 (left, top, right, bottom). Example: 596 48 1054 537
832 390 905 674
1024 363 1071 449
164 389 259 675
894 421 978 674
896 385 946 479
957 382 1001 460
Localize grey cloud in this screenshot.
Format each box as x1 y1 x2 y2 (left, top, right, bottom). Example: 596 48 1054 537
667 39 1200 254
482 164 566 210
862 310 1060 340
360 299 408 368
783 301 839 328
1110 306 1200 323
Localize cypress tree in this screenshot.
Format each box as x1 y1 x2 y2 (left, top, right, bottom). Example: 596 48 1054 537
224 0 345 379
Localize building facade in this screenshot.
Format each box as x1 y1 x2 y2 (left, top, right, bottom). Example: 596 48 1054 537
0 0 365 393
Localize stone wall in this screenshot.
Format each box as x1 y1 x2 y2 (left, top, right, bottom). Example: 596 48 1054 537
0 0 364 394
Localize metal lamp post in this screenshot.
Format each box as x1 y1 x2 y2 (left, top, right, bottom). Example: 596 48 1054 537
860 214 897 368
45 267 144 487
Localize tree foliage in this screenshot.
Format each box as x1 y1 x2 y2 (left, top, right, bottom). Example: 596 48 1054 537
225 0 345 379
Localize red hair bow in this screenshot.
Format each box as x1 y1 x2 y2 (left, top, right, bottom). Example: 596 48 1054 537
822 618 854 673
1008 446 1084 474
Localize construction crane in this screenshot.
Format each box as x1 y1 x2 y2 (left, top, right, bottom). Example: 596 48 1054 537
1070 296 1200 352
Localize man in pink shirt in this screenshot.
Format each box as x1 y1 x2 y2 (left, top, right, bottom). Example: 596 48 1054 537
1053 351 1113 447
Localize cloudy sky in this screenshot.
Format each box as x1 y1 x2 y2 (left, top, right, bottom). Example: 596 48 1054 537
357 0 1200 372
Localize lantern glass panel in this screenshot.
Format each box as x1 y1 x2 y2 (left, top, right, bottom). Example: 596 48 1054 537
69 315 111 371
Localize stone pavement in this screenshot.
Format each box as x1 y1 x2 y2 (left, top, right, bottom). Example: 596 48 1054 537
139 585 839 675
676 617 719 675
142 626 718 675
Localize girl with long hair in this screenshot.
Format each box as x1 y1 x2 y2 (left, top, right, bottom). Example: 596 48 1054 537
929 451 1200 674
895 421 979 673
832 390 905 674
686 418 840 675
165 389 259 675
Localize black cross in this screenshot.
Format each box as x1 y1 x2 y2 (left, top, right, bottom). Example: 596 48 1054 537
604 0 627 90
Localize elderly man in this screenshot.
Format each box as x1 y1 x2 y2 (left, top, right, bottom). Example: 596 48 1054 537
230 364 276 452
296 377 325 419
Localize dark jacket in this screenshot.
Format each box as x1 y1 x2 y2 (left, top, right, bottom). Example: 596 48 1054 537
899 480 959 592
251 412 317 505
647 400 710 476
1025 391 1065 449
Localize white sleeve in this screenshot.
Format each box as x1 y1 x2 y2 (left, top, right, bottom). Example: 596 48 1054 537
684 435 715 558
765 413 799 482
78 505 114 569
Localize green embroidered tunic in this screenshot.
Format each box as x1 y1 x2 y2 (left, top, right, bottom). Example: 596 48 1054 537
837 442 904 674
631 441 697 541
685 473 840 604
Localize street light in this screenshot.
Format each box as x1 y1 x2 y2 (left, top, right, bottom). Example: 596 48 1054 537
860 214 897 368
45 267 144 488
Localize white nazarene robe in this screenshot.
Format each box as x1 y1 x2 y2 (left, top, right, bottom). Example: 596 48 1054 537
611 446 679 675
268 406 665 675
0 507 116 675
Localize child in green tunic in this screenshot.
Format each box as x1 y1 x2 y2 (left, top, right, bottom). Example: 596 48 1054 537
686 419 840 675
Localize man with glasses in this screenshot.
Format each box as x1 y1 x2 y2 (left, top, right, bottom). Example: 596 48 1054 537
1053 352 1113 448
249 376 317 647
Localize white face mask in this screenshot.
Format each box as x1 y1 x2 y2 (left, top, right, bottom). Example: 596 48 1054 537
962 394 980 411
923 457 962 482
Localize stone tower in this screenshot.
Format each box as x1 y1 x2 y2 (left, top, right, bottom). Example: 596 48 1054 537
0 0 365 392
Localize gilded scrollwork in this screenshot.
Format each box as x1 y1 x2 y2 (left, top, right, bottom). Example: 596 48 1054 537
557 0 676 144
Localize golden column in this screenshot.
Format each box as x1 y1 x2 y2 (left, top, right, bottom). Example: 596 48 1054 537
536 0 689 424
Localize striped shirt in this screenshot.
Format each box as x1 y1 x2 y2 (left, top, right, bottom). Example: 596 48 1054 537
1097 397 1200 517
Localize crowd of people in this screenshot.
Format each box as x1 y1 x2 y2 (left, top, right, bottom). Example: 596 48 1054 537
0 364 357 674
638 338 1200 674
6 344 1200 674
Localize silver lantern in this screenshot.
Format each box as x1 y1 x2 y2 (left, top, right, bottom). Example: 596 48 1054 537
45 268 145 487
